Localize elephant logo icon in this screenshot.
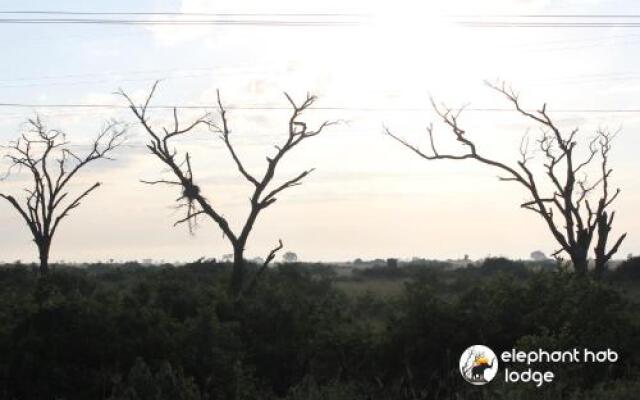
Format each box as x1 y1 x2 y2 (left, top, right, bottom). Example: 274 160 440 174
460 345 498 385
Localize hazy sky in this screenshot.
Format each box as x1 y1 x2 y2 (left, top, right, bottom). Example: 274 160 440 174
0 0 639 263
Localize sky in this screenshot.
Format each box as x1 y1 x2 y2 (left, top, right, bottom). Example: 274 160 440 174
0 0 639 263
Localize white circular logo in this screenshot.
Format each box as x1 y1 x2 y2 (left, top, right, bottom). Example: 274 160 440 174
459 345 499 385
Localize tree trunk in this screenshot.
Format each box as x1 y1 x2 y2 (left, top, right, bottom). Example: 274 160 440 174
594 219 609 280
230 243 246 296
571 253 588 276
37 240 51 275
593 258 607 280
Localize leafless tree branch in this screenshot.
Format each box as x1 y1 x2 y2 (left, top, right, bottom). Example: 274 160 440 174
0 116 126 273
121 81 335 295
385 81 626 276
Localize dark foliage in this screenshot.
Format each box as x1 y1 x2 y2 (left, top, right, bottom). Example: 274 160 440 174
611 256 640 281
0 261 638 399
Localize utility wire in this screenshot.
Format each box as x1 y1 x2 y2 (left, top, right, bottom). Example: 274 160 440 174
456 21 640 28
0 11 369 17
0 11 637 18
1 14 640 28
452 14 640 18
0 102 637 113
0 20 637 28
1 12 640 27
1 20 638 27
0 18 360 26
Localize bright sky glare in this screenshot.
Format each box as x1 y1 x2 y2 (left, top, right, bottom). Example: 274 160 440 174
0 0 638 263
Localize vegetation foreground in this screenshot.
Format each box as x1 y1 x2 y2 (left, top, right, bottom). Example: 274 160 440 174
1 257 640 400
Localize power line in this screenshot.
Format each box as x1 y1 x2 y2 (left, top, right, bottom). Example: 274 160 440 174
0 18 360 26
451 14 640 28
456 22 640 28
2 12 640 28
0 19 638 28
452 14 640 18
0 102 638 113
0 11 369 17
0 11 637 18
5 69 640 90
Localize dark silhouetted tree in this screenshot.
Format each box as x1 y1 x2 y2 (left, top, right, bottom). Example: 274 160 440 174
120 82 335 296
0 116 126 274
385 82 626 277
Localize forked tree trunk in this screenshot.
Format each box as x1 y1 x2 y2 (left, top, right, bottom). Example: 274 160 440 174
123 85 327 298
570 251 588 277
594 259 607 279
385 83 627 281
230 243 246 296
593 212 613 279
37 239 51 275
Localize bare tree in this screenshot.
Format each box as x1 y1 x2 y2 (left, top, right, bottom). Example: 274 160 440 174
0 116 127 274
385 82 626 277
120 82 335 296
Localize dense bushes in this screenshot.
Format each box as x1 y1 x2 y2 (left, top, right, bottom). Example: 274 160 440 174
611 256 640 280
0 262 638 399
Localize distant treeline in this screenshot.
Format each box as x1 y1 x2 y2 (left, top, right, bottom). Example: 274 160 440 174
350 256 637 280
